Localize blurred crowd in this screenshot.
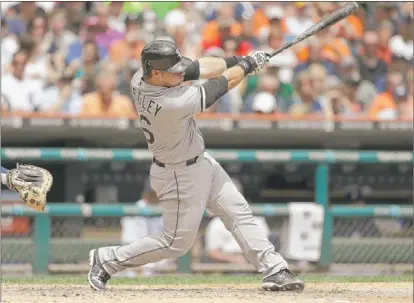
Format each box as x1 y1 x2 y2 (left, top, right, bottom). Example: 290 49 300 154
1 2 413 120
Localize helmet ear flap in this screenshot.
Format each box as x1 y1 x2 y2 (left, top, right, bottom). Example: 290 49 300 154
144 60 152 76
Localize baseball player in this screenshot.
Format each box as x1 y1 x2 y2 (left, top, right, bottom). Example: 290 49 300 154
88 40 305 292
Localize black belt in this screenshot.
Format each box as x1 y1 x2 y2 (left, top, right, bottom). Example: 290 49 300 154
153 155 199 168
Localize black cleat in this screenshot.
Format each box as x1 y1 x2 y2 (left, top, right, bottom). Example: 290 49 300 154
262 268 305 291
88 249 111 291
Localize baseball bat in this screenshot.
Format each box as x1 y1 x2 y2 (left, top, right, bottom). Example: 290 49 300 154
269 2 359 58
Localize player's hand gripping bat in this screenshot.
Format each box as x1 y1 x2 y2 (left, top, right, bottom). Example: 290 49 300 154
268 2 359 59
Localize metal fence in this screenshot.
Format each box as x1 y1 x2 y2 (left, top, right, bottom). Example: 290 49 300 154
1 148 413 274
1 204 412 275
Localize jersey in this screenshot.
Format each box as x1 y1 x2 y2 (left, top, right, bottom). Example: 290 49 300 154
131 68 207 164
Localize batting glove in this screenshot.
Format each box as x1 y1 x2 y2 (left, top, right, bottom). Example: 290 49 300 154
237 51 270 75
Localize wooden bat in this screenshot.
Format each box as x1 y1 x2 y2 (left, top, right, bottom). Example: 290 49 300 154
269 2 359 58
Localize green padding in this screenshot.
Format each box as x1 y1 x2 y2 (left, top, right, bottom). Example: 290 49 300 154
2 238 413 265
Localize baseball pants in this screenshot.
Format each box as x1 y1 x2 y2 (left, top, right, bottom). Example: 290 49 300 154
98 153 288 277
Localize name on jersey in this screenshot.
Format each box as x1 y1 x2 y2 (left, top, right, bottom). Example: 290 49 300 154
133 87 163 117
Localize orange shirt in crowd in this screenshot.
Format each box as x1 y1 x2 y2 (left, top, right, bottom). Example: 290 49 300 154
252 9 269 35
346 15 363 39
109 40 145 68
201 20 243 49
376 45 392 64
368 92 396 119
81 92 137 117
296 38 351 64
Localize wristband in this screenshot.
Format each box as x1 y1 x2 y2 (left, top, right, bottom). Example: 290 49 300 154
237 59 253 76
224 56 243 69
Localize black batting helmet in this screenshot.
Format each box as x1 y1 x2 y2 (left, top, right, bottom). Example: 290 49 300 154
141 40 192 77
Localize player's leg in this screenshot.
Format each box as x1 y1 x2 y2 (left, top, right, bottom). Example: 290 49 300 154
88 158 214 290
204 155 304 291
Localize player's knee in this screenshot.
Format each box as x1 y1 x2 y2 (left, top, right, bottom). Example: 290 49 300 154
164 233 195 257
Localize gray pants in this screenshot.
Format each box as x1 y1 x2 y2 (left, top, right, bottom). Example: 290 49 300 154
99 153 288 278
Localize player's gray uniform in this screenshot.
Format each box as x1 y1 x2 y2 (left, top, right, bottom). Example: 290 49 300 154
98 69 288 278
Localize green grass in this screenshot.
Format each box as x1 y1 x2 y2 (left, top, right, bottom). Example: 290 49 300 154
2 274 413 285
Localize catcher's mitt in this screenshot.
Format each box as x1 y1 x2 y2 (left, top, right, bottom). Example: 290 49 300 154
6 164 53 211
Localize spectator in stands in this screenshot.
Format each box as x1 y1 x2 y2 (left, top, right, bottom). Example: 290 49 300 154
368 71 404 120
164 9 198 58
294 32 342 76
1 18 19 75
395 73 413 120
339 58 378 108
264 27 297 84
93 4 124 53
388 15 413 72
1 50 41 112
37 70 82 115
59 2 88 34
27 14 48 46
258 5 285 42
65 18 107 65
308 63 328 100
68 40 101 94
322 82 362 119
377 21 394 64
289 71 323 116
358 30 388 92
18 35 48 90
41 9 77 57
108 1 127 33
285 2 313 37
109 15 148 72
201 4 243 52
373 3 400 34
5 2 47 36
244 75 289 113
81 71 136 117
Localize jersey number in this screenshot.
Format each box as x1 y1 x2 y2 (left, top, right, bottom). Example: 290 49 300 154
140 114 155 144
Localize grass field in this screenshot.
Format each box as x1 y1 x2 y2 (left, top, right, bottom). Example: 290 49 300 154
2 274 413 303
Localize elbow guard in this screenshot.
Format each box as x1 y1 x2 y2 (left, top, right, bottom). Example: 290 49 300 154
200 76 229 108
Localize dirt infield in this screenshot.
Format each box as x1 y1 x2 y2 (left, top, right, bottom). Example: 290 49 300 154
2 282 412 303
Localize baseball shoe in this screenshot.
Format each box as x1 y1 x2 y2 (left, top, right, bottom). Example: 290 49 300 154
88 249 111 291
262 268 305 291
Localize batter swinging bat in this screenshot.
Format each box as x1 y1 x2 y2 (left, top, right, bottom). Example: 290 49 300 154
269 2 359 58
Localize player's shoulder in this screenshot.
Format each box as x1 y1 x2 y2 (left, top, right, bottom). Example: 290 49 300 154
165 84 199 99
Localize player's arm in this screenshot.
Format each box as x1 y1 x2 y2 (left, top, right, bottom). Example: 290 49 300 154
184 56 243 81
200 52 269 110
175 52 269 117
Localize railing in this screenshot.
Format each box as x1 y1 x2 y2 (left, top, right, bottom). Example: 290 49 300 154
1 203 412 274
1 148 412 274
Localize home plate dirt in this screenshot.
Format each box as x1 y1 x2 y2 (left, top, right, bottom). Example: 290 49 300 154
2 283 412 303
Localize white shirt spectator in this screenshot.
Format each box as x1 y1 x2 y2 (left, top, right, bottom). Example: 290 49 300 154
205 216 270 254
285 16 313 37
1 74 41 111
36 86 82 115
389 34 413 61
24 55 48 90
1 36 18 74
